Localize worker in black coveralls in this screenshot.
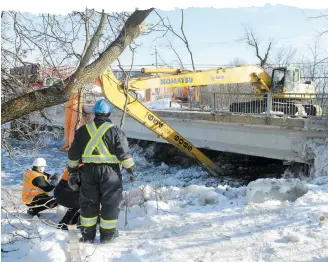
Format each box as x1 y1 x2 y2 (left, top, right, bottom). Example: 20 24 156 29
67 98 136 244
54 166 82 230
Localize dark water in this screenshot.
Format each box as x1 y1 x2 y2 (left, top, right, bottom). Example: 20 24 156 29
131 140 286 186
1 138 68 186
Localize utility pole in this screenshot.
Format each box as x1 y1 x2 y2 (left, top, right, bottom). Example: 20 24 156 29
155 46 158 69
154 46 159 99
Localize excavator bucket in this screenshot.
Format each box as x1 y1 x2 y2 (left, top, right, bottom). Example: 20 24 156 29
99 70 221 176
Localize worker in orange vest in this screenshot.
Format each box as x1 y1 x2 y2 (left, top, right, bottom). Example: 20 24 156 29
22 158 60 217
54 165 83 230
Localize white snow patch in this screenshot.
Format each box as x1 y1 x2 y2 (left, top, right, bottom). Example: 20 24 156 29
246 178 309 203
143 98 186 110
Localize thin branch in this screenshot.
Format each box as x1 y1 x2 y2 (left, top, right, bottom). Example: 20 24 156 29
168 40 184 68
65 10 107 94
180 9 195 70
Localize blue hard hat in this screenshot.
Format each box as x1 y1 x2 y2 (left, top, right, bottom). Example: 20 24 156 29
93 99 113 114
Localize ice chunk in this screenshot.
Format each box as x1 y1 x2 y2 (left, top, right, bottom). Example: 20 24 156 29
246 178 308 203
198 191 219 206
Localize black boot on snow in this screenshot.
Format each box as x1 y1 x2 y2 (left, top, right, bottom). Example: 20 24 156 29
57 223 68 231
79 237 94 244
27 209 40 218
100 230 119 244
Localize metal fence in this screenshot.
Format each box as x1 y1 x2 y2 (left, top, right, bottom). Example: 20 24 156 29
25 92 328 124
168 92 328 119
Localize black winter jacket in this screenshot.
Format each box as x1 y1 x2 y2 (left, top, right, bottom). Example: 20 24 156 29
68 115 135 173
31 168 55 193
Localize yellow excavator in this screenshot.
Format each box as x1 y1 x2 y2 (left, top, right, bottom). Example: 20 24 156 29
136 65 321 116
63 64 321 175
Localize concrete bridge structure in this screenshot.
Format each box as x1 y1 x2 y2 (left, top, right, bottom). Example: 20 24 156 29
109 111 327 164
27 105 328 165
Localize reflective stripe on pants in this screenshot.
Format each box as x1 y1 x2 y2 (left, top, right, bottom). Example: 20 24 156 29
100 218 117 229
80 215 98 227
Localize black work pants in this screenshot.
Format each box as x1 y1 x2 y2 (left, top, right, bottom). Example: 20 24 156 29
54 180 80 209
54 181 80 226
58 208 80 226
26 194 58 214
79 164 123 241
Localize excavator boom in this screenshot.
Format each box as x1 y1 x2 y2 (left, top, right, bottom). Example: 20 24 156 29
128 65 271 93
99 70 221 175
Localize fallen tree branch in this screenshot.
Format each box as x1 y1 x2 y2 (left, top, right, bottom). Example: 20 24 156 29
1 8 154 124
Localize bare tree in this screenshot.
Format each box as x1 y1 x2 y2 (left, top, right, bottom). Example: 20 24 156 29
155 9 195 70
298 36 328 107
229 57 247 67
306 12 328 36
1 8 154 124
167 40 184 68
307 37 321 81
153 9 198 102
274 45 297 67
242 26 273 67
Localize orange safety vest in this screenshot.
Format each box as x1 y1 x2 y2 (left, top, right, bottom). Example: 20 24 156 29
61 164 84 182
61 168 69 181
21 169 50 204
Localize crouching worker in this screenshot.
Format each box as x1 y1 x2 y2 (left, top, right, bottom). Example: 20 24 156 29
54 165 83 230
22 158 60 217
67 99 136 244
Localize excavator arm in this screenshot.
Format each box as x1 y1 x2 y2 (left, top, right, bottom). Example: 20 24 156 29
126 65 272 93
97 65 271 175
61 65 272 174
99 70 221 176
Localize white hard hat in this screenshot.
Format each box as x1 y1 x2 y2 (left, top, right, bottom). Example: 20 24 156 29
33 158 47 167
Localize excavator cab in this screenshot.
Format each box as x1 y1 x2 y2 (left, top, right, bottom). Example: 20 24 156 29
271 67 301 94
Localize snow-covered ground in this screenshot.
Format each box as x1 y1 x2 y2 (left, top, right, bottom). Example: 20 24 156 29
1 138 328 262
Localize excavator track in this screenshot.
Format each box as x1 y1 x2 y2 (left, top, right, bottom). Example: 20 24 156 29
99 70 221 176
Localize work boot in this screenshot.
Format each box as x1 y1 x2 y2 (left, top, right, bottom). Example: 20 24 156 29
76 217 81 227
57 223 68 231
100 229 119 244
79 237 94 244
27 209 40 218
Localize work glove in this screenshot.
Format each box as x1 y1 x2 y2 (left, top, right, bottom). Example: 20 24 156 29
126 165 136 183
129 175 136 184
68 172 81 192
126 164 136 174
49 173 60 186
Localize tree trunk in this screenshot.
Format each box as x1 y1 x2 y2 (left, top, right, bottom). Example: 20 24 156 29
1 8 153 124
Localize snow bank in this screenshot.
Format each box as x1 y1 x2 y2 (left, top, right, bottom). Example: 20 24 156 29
2 177 328 262
2 176 328 262
2 139 328 261
143 98 186 110
246 178 308 203
297 138 328 177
